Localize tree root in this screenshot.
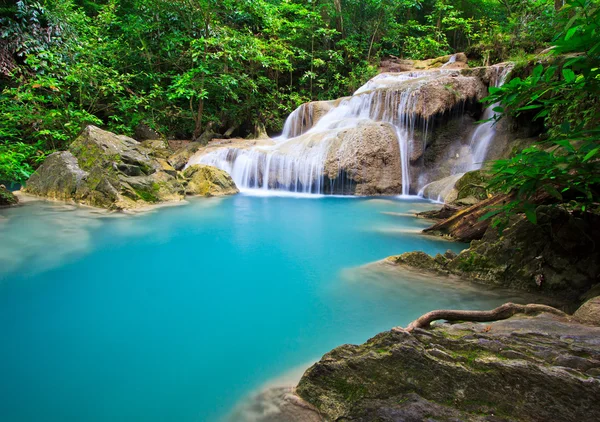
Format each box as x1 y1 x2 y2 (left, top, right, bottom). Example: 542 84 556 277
403 302 567 332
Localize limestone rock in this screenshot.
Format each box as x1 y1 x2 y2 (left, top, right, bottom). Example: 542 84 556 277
24 151 88 202
183 164 239 197
0 185 18 206
296 312 600 422
324 121 402 195
573 296 600 326
168 142 203 170
24 126 236 210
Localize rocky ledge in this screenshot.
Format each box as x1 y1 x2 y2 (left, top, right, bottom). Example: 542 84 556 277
0 185 18 207
394 205 600 303
292 299 600 422
23 125 238 210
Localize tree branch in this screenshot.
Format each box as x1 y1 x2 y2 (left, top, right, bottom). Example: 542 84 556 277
402 302 567 332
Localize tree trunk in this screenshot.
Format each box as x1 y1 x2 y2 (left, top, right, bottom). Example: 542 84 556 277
333 0 344 35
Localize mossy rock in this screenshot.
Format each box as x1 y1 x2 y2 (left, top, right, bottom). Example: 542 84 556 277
183 164 238 197
296 313 600 421
24 125 187 210
454 170 493 202
0 185 18 206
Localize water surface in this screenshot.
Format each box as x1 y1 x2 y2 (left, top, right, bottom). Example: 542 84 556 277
1 194 519 422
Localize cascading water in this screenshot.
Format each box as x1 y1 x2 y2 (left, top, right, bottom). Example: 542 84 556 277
187 57 509 197
418 63 514 202
468 64 513 168
190 71 444 195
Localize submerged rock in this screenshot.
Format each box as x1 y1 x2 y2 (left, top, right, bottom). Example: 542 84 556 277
0 185 18 206
296 309 600 421
24 126 238 210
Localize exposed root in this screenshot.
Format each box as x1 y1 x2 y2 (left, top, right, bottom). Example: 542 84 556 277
404 302 567 332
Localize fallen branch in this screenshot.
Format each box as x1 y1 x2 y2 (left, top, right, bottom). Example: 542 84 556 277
404 302 567 332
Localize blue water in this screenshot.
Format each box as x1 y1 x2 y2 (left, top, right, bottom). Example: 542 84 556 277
0 194 522 422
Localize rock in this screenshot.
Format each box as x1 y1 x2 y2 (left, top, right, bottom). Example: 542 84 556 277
573 296 600 326
24 151 88 202
453 170 493 203
134 123 161 141
183 164 239 197
385 251 447 273
296 312 600 422
24 125 237 210
396 205 600 301
420 173 462 203
379 53 469 73
324 121 402 195
416 204 460 220
0 184 18 206
168 142 203 170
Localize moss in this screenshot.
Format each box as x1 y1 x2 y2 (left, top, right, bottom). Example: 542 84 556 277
454 170 493 201
331 378 368 403
134 187 159 203
0 186 18 206
456 251 492 272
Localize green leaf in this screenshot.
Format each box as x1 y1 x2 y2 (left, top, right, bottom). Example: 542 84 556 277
565 26 579 41
517 104 542 111
562 68 576 83
583 147 599 162
479 208 503 221
524 206 537 224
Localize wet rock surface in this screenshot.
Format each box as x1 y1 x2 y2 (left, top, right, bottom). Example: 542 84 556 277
295 311 600 422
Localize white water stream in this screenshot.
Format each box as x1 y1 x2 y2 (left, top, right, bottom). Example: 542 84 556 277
188 59 512 199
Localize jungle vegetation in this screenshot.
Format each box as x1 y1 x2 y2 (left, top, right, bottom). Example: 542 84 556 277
1 0 598 220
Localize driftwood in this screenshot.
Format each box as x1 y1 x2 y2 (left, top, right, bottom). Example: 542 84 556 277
403 302 567 332
423 193 513 242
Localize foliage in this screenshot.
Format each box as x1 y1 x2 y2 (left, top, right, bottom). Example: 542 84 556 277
483 0 600 227
0 0 567 182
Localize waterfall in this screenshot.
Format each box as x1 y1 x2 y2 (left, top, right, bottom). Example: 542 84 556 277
187 56 497 196
418 63 514 202
441 54 457 68
468 64 513 169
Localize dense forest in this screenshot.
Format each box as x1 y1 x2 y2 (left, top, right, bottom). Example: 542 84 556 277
0 0 598 219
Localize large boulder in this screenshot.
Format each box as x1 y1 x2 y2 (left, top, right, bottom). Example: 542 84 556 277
296 312 600 421
0 185 18 206
324 121 402 195
24 126 238 210
25 151 89 202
